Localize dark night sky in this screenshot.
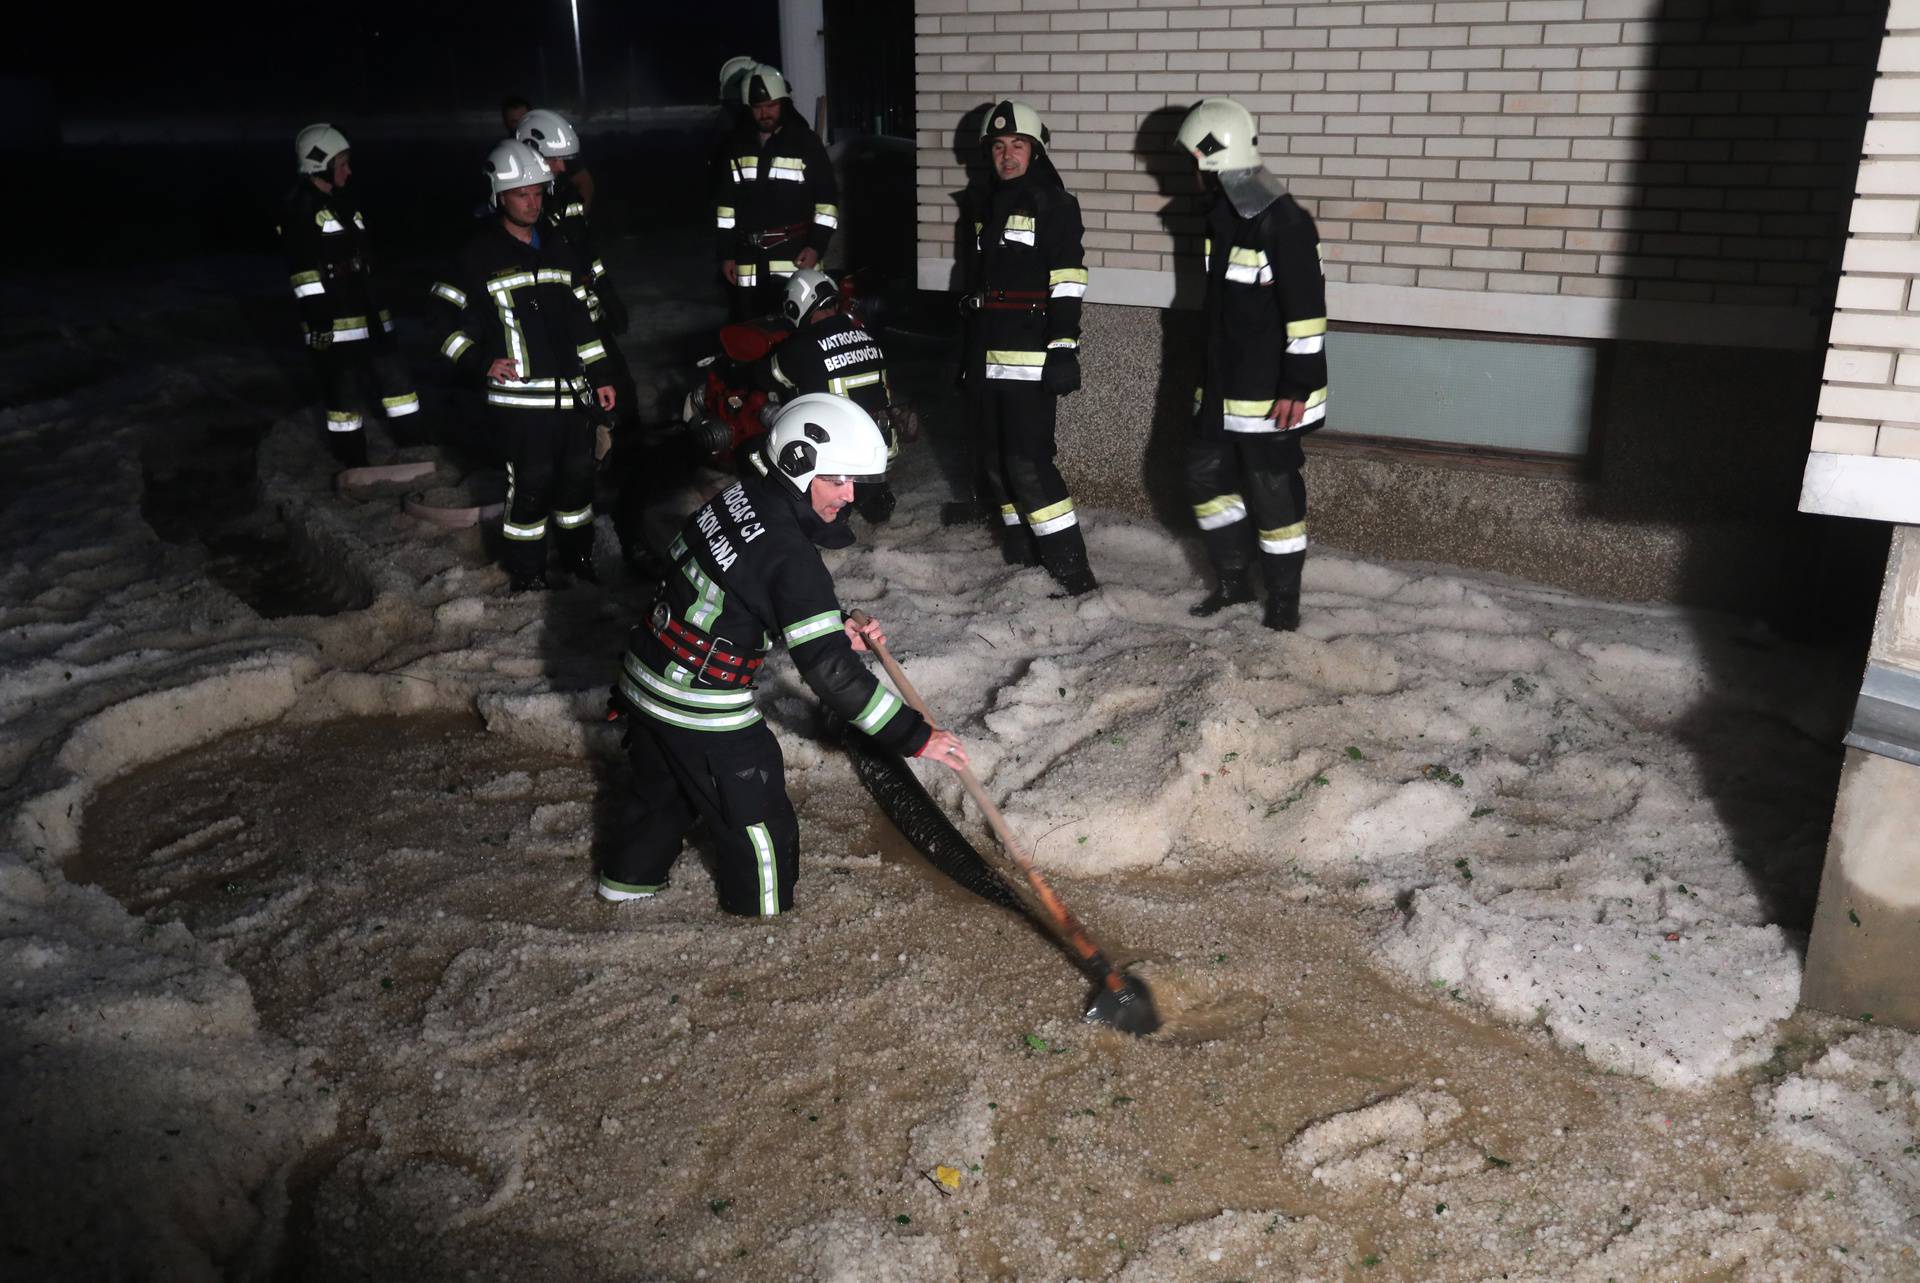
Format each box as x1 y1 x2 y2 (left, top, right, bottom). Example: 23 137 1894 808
15 1 782 119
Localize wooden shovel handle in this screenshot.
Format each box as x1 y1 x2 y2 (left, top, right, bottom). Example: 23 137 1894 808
848 611 1127 991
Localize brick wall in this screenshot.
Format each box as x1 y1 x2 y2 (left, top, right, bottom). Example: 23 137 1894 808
915 0 1881 337
1804 0 1920 524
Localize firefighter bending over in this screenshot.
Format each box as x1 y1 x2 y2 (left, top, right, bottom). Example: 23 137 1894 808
760 269 899 524
600 394 967 915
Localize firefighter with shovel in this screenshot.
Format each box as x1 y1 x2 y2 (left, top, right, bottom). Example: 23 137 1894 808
600 393 967 915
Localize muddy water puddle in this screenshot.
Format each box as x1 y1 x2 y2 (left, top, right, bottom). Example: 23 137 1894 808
73 714 1844 1282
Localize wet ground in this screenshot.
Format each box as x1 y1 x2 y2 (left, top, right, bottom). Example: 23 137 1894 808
74 713 1875 1282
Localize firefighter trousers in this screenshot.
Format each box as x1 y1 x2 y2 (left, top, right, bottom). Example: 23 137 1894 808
1185 427 1308 602
968 379 1093 587
727 249 800 321
492 405 597 581
310 330 423 467
604 715 800 917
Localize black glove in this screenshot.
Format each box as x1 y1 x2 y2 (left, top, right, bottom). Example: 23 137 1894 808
1041 347 1081 396
305 327 333 352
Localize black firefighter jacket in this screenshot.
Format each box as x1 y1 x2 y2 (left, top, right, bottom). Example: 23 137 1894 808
279 180 391 344
765 311 893 450
616 453 932 755
962 168 1088 385
1198 191 1329 436
715 105 839 270
544 169 625 330
431 220 611 411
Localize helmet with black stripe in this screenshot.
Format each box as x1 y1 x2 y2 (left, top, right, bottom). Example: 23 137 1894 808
979 99 1049 155
486 139 552 207
782 269 839 326
515 108 580 160
1177 98 1262 172
766 393 888 494
743 64 792 105
295 123 350 175
718 56 758 103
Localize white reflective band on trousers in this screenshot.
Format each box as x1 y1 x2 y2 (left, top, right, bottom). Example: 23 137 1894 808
1036 499 1082 533
1195 498 1247 530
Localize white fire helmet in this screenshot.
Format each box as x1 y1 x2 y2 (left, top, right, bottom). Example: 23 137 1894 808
515 108 580 159
295 123 351 175
782 269 838 326
718 56 758 103
979 99 1049 155
743 64 792 106
766 394 888 494
486 139 552 206
1177 98 1262 172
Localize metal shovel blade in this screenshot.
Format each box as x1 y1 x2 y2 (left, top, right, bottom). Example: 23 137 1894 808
1084 974 1161 1037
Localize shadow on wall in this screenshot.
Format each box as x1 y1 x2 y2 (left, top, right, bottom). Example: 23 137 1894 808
1587 0 1888 938
914 102 997 508
1134 103 1209 551
939 102 996 295
1581 0 1886 625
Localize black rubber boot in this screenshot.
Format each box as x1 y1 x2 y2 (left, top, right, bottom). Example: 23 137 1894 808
1259 550 1305 631
999 526 1041 567
1190 570 1254 617
1049 567 1099 598
941 498 989 527
328 429 370 469
1263 593 1301 632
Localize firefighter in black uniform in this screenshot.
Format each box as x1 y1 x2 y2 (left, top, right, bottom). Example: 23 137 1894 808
709 55 758 217
959 100 1097 596
761 269 899 523
515 107 636 448
716 64 839 319
280 123 424 468
600 393 968 914
1173 99 1329 632
431 139 618 592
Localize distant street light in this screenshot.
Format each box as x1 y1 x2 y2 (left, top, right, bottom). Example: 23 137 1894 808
570 0 587 106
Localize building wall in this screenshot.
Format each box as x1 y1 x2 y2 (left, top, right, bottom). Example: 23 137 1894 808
1804 0 1920 525
916 0 1880 344
909 0 1888 613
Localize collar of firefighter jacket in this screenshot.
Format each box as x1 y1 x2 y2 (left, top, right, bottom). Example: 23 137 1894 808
747 450 857 550
989 149 1065 194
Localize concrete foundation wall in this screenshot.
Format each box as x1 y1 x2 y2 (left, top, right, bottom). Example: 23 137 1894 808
1061 299 1882 612
1801 524 1920 1031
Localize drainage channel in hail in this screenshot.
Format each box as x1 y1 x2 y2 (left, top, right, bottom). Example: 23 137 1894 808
73 713 1827 1282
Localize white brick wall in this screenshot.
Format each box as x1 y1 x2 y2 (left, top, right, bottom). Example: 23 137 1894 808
1804 0 1920 524
915 0 1880 338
